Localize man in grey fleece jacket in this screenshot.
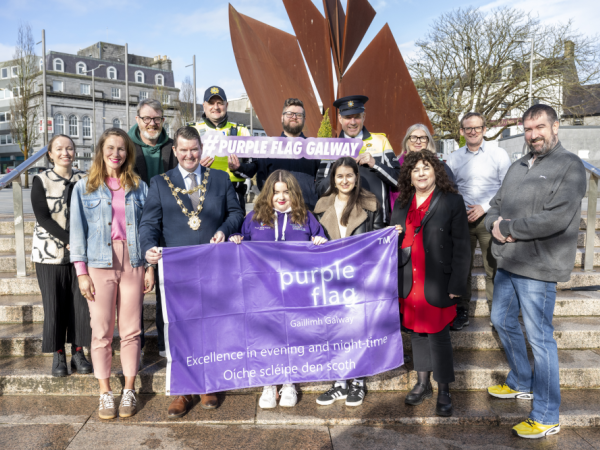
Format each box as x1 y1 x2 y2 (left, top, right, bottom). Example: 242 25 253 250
484 105 586 439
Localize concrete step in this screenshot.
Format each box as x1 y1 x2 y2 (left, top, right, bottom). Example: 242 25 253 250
0 294 157 323
0 321 159 356
0 220 35 235
580 215 600 230
471 268 600 290
0 253 35 272
0 235 32 253
468 289 600 317
0 349 598 395
577 230 600 247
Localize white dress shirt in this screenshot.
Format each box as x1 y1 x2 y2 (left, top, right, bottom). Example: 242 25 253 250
177 164 204 201
445 141 511 212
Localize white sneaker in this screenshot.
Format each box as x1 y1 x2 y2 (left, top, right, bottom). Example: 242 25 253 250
259 385 277 409
279 384 298 407
159 350 166 358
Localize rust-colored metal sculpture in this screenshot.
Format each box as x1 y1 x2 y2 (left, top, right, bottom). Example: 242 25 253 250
229 0 432 152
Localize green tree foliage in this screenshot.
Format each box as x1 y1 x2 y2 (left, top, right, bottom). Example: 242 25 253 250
318 109 333 138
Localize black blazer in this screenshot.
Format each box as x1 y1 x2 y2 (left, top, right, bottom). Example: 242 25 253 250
390 189 470 308
139 167 245 254
133 138 177 185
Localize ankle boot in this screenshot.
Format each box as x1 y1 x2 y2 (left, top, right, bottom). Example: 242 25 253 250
435 384 453 417
52 351 68 377
71 347 93 374
405 372 433 405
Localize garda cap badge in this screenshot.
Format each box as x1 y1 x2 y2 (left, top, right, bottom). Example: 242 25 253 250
210 87 219 95
367 143 372 147
348 101 354 107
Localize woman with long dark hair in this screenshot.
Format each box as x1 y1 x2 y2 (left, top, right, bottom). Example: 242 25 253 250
390 150 469 417
31 134 92 377
230 169 326 408
312 156 384 407
70 128 154 420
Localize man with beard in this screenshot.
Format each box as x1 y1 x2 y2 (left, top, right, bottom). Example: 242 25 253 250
256 98 321 210
316 96 400 224
129 99 177 361
189 86 256 211
485 104 586 439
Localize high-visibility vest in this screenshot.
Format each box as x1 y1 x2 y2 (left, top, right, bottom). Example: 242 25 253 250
189 121 251 183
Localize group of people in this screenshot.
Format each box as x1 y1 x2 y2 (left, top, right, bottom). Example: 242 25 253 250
30 83 585 439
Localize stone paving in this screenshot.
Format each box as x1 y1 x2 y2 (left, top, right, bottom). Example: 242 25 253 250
0 394 599 449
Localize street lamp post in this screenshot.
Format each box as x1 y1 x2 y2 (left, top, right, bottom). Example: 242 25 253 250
516 37 535 108
35 30 48 147
125 43 129 130
84 64 105 148
185 55 197 122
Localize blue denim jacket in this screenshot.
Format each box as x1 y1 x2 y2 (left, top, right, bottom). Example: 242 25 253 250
70 178 148 268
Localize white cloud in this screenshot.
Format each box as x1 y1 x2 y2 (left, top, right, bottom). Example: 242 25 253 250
0 43 15 61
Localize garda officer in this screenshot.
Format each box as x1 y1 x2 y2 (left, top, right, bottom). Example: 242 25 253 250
189 86 257 210
316 95 400 224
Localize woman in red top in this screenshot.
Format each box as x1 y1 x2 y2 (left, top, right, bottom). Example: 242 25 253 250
390 150 470 417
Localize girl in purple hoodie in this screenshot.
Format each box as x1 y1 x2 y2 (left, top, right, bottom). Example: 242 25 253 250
229 169 327 408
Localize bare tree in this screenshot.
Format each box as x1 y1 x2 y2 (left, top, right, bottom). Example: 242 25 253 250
172 76 195 130
408 7 600 142
7 23 40 187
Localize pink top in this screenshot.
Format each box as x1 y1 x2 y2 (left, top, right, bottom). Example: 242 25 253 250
75 178 127 276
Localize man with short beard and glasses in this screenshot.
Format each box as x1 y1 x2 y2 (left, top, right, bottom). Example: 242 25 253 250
256 98 321 211
485 104 586 439
129 99 178 363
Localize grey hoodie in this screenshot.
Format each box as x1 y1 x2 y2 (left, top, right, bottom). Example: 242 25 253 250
485 141 586 282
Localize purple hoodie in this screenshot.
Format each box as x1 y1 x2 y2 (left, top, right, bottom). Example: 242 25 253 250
239 210 326 242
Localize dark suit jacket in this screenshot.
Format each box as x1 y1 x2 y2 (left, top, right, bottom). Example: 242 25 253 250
139 167 244 254
390 189 470 308
133 138 177 185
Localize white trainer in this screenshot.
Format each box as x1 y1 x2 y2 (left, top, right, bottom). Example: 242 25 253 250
279 384 298 407
259 385 277 409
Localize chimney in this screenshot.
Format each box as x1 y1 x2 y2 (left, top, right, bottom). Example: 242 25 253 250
564 40 575 59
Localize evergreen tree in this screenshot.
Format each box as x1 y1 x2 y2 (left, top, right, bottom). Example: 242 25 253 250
318 109 333 138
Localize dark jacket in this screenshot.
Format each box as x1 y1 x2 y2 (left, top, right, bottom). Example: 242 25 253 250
313 193 384 240
485 141 586 282
139 167 244 254
391 189 470 308
131 127 177 185
256 132 321 211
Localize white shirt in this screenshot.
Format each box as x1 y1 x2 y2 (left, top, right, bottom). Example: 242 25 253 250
445 141 511 212
177 164 204 201
334 196 348 238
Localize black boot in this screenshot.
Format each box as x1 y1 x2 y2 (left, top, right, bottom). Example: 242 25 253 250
71 347 93 374
52 350 68 377
405 371 433 405
435 383 453 417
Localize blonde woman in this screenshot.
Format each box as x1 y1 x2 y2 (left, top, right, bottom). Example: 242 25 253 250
70 128 153 420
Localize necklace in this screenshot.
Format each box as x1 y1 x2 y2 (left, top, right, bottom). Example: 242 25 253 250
161 169 211 231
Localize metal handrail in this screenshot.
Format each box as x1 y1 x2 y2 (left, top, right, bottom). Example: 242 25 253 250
583 160 600 272
0 146 48 190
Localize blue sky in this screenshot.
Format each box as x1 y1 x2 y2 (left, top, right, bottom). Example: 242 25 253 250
0 0 597 102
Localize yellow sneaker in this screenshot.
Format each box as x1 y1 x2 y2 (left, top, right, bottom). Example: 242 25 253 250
487 383 533 399
512 419 560 439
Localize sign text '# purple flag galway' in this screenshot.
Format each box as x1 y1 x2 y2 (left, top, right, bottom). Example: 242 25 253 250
201 131 362 160
159 228 403 395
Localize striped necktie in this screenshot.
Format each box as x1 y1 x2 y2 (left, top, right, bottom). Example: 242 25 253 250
187 172 200 210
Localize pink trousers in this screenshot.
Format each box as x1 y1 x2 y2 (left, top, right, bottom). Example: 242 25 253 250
88 240 144 379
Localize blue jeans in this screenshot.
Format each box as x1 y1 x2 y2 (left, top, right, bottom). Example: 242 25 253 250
490 269 560 425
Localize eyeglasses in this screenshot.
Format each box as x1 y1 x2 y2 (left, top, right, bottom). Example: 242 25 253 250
139 116 164 125
461 126 484 134
283 112 305 119
409 135 429 143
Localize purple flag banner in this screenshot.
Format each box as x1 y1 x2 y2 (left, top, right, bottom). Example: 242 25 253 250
201 131 362 160
159 228 402 395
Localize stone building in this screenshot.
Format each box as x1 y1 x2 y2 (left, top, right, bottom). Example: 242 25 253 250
0 42 180 171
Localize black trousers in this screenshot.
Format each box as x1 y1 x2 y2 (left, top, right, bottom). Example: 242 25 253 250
410 324 455 384
233 182 248 212
35 262 91 352
141 269 165 352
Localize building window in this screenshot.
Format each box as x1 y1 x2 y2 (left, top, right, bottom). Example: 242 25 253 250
82 116 91 137
155 74 164 86
107 67 117 80
0 89 6 99
135 71 144 83
501 67 512 79
11 66 19 77
162 94 171 105
80 84 90 95
39 58 44 72
112 88 121 99
0 112 11 122
139 91 148 100
163 122 170 137
0 135 12 145
52 81 64 93
76 62 87 75
12 87 20 98
68 115 78 136
501 128 511 138
53 58 64 72
54 114 65 135
574 118 584 126
113 118 121 129
0 67 7 78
